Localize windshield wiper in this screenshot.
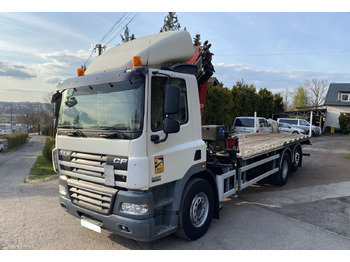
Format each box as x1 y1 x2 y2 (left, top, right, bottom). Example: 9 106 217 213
58 126 86 137
97 128 130 139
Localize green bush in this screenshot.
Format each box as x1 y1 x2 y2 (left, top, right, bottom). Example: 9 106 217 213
41 125 53 136
0 131 28 149
42 136 55 162
339 114 350 134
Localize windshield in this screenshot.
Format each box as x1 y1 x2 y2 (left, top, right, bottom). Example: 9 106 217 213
57 76 144 134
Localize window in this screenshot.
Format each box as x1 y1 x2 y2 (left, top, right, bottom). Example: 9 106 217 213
280 119 297 125
340 93 350 102
299 120 309 126
259 119 268 127
234 118 254 127
151 76 188 132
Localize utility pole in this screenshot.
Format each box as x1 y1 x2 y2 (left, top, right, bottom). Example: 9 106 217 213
95 44 106 56
10 106 12 134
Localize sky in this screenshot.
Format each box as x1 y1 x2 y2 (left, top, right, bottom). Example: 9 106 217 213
2 1 350 102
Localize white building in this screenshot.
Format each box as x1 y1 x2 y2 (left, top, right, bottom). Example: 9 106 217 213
324 83 350 130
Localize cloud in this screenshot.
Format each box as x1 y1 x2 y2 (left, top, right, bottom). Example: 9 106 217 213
0 61 36 79
39 50 91 67
45 76 62 84
213 62 350 92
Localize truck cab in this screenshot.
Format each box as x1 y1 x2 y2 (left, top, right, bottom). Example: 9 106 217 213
52 31 217 241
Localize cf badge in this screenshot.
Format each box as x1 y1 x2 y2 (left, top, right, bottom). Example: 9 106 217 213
154 155 164 174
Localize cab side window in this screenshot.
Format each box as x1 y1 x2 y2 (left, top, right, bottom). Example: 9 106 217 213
151 76 188 132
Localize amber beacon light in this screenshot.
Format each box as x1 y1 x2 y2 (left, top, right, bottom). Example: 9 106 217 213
77 67 85 77
132 56 142 67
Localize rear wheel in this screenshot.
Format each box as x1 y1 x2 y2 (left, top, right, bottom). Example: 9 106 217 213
176 178 214 240
292 131 299 134
291 144 302 172
271 151 291 186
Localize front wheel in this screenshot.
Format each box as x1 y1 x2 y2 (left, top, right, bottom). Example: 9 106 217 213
176 178 214 240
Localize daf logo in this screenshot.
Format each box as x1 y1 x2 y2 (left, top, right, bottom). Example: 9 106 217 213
113 158 128 165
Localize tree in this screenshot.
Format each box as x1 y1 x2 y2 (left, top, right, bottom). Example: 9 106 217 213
272 93 285 114
279 88 293 111
120 25 135 43
202 83 233 126
257 88 274 118
233 80 258 116
160 12 181 32
292 86 309 109
193 33 201 46
301 79 329 107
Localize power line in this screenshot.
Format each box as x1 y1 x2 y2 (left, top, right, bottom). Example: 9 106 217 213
84 13 132 67
216 50 350 57
104 13 140 46
99 12 128 44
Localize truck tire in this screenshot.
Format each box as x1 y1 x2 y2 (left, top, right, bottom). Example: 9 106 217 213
291 144 302 172
271 151 291 186
176 178 214 240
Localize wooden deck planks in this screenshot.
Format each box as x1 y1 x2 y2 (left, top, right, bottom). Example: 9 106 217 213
236 133 309 159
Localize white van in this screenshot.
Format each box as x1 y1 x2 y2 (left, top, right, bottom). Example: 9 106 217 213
232 117 270 134
277 118 321 136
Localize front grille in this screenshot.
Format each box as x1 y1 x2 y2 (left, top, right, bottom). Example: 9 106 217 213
67 178 118 215
58 150 127 185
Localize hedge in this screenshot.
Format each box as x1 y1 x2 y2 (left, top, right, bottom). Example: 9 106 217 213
0 131 28 149
42 136 55 162
339 114 350 134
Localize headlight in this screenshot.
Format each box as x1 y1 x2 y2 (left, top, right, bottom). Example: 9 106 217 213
120 203 149 215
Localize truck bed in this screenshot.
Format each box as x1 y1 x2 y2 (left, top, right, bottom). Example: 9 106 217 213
236 133 309 159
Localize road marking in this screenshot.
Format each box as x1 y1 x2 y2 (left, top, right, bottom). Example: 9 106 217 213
239 181 350 207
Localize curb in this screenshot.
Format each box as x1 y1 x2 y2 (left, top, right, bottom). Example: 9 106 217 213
25 174 59 184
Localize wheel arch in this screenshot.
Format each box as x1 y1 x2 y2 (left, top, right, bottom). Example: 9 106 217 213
172 164 220 220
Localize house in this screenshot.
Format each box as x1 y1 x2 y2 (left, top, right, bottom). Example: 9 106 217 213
324 83 350 130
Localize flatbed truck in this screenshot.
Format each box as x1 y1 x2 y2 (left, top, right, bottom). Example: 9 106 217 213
51 30 310 242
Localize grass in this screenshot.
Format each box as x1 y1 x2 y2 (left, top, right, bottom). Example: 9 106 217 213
29 154 56 181
345 154 350 160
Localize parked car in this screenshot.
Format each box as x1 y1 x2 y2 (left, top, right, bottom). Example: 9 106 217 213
232 117 270 134
278 122 307 135
277 118 321 136
0 139 8 152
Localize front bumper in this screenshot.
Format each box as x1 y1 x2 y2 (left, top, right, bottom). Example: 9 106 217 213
59 195 154 241
58 175 177 242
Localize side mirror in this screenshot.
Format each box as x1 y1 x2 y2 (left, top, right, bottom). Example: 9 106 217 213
164 85 180 115
151 85 181 144
51 91 62 117
51 91 62 132
164 118 180 134
151 118 180 144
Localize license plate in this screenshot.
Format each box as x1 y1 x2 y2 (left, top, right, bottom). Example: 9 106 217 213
81 219 101 233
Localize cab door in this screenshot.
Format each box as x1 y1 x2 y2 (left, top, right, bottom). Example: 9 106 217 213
147 73 198 187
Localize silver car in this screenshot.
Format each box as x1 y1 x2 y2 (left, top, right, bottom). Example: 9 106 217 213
278 123 307 135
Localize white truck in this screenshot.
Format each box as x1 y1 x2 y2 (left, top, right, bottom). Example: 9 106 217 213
51 30 309 242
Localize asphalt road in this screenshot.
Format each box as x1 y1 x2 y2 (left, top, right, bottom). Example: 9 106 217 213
1 134 350 250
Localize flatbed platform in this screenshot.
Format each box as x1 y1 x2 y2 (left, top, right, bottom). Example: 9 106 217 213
236 133 310 159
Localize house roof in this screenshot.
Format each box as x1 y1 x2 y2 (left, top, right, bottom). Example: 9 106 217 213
324 83 350 106
208 77 220 86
